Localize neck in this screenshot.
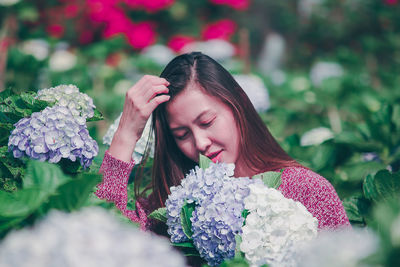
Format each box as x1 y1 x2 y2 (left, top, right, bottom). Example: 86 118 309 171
234 162 258 178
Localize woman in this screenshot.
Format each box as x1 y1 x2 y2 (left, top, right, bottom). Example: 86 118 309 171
96 52 350 233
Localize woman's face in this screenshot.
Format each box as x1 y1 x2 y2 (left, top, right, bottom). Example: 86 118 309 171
166 83 243 172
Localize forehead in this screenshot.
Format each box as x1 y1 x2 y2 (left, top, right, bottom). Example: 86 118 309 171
166 84 223 126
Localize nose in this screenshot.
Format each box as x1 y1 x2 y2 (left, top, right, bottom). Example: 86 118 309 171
193 130 211 153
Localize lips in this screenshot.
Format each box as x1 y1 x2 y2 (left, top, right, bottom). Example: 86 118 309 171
207 150 222 163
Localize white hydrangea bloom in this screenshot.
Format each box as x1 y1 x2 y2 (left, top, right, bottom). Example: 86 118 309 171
240 184 318 267
37 84 95 119
298 0 324 18
233 74 270 112
295 227 379 267
141 44 176 66
181 39 235 61
49 49 77 72
0 208 186 267
300 127 334 146
0 0 19 6
310 62 344 87
257 33 286 75
103 113 154 163
20 39 49 61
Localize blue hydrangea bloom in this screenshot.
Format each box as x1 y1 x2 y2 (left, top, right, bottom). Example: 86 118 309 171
8 106 98 168
165 163 234 243
191 177 263 266
165 161 263 266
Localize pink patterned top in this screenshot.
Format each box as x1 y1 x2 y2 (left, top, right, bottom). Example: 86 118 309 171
95 150 350 232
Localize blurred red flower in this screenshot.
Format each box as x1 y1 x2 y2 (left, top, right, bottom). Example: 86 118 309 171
209 0 250 10
201 19 237 40
167 35 196 52
125 22 156 49
46 24 65 38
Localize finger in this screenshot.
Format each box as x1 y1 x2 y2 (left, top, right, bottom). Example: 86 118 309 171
143 94 171 114
135 75 169 91
143 85 169 102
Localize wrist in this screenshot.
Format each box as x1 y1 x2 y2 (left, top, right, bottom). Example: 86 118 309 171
108 129 137 162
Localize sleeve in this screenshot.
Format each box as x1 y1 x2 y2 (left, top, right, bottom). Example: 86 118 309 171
95 150 148 230
279 167 351 230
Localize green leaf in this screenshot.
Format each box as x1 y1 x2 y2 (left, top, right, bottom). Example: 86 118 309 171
23 160 70 192
181 201 195 239
0 187 45 218
373 170 400 202
241 209 249 220
342 196 371 226
148 207 167 223
172 241 196 248
363 174 378 200
199 154 212 170
44 172 102 212
234 234 243 259
253 170 282 189
0 88 12 101
0 146 9 157
86 109 104 122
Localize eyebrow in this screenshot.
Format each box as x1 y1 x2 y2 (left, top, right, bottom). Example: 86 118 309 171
170 110 212 132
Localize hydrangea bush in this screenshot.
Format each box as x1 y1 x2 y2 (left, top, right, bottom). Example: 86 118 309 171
0 208 186 267
8 106 98 168
151 155 318 266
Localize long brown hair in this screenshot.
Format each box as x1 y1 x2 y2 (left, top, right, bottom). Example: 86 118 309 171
135 52 302 208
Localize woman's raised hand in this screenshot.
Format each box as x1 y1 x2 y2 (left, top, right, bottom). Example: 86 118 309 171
109 75 170 162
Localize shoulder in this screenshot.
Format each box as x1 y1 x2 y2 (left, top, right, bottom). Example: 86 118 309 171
278 167 350 229
279 167 335 198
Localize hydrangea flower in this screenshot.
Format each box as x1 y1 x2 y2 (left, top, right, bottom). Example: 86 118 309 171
295 227 379 267
0 208 186 267
103 113 154 163
233 74 270 112
8 106 98 168
165 163 235 243
191 177 263 266
240 184 318 267
300 127 334 146
37 84 95 119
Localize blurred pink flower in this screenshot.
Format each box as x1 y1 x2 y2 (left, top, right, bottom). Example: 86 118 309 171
87 0 119 22
201 19 237 40
102 8 134 38
79 30 94 44
64 4 79 18
125 22 156 49
384 0 398 4
209 0 250 10
167 35 196 52
124 0 175 12
46 24 65 38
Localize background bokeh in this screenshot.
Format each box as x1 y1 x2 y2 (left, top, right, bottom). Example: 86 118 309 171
1 0 400 266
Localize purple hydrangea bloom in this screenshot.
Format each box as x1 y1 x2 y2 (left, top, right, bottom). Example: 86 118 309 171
191 177 263 266
165 161 263 266
165 163 234 243
8 106 98 168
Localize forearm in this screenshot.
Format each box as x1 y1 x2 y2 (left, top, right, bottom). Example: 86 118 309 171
95 150 148 230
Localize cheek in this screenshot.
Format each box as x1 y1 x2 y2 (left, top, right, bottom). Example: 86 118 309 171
176 139 197 160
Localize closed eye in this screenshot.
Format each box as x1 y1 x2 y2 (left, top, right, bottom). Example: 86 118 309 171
200 118 215 127
174 132 189 140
